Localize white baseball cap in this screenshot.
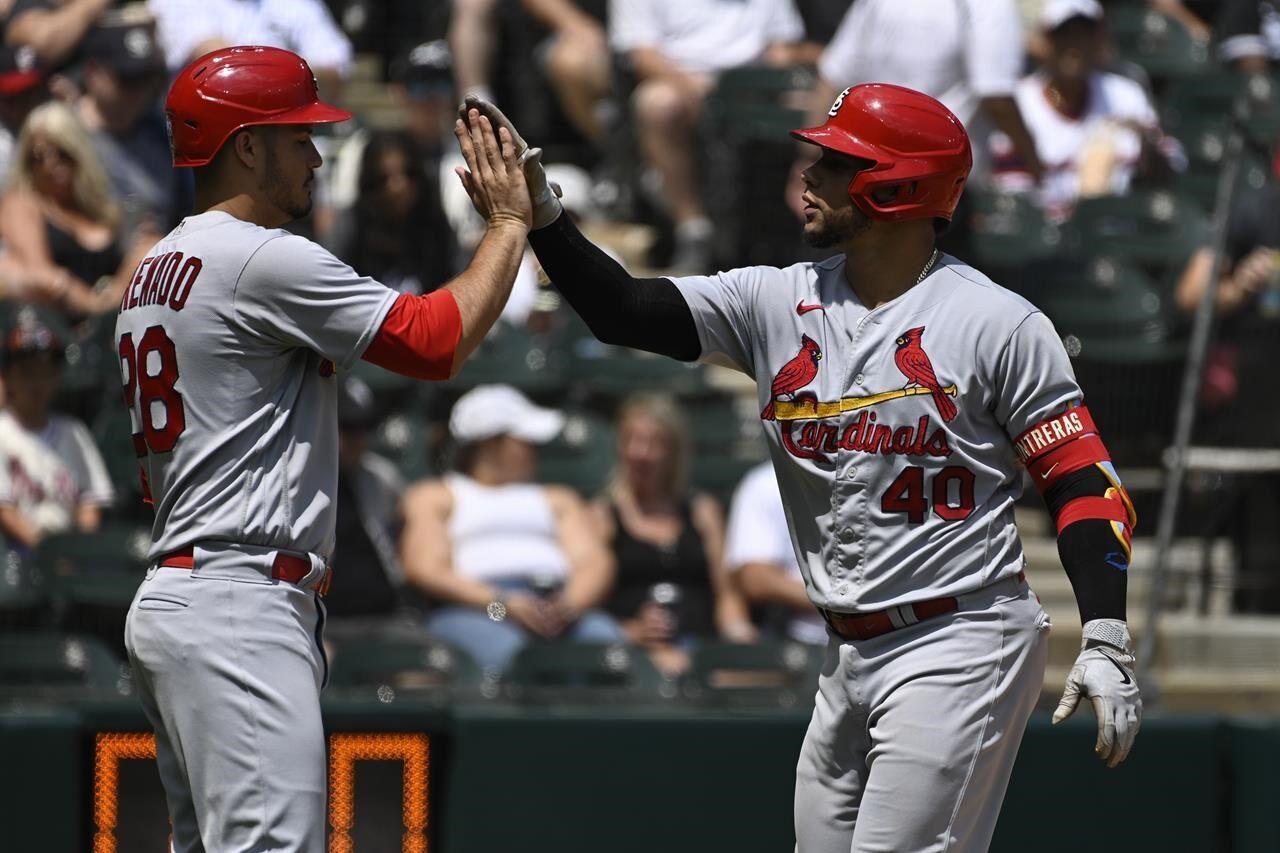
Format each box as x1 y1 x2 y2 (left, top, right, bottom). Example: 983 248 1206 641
448 384 565 445
1041 0 1104 30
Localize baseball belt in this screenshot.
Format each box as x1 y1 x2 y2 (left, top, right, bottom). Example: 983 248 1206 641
157 546 332 596
819 571 1025 642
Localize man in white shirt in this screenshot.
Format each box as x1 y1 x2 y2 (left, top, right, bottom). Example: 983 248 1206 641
725 461 826 645
147 0 353 93
0 320 114 550
991 0 1182 221
610 0 810 272
795 0 1042 195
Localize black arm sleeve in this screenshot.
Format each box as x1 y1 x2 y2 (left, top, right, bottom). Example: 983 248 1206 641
527 213 701 361
1043 466 1131 623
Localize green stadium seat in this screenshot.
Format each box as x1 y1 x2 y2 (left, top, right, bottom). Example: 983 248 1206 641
1062 190 1208 271
36 526 150 658
684 395 767 499
0 632 130 700
326 634 480 701
451 325 567 394
706 65 814 142
345 356 414 394
0 544 48 630
1108 6 1210 80
92 408 145 505
683 640 822 709
505 641 667 704
371 408 435 481
966 188 1065 269
536 412 615 495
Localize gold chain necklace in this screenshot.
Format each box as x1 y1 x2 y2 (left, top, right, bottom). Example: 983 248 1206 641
917 248 940 284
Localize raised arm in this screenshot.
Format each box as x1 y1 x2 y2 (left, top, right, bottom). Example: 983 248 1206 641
460 96 701 360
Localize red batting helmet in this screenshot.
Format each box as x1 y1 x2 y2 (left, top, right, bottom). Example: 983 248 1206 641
165 45 352 168
792 83 972 222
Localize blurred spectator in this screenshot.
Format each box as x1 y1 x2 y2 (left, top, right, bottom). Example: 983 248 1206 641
147 0 353 98
724 461 826 645
991 0 1183 222
594 394 756 674
610 0 811 272
1218 0 1279 72
448 0 500 102
523 0 611 147
0 44 48 189
0 318 113 550
76 8 186 231
1151 0 1215 43
1175 143 1280 611
330 130 456 296
796 0 1041 204
0 101 156 316
5 0 110 69
326 376 410 620
400 385 621 672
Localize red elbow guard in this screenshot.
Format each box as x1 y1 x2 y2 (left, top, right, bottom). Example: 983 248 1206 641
362 290 462 380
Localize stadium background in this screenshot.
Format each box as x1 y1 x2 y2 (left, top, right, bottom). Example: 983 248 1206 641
0 0 1278 849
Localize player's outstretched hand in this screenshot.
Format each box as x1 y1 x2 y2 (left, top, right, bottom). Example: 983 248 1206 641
453 109 532 231
1052 619 1142 768
460 95 564 230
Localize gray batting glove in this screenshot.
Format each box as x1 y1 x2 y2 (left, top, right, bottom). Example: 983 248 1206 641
460 94 563 229
1052 618 1142 768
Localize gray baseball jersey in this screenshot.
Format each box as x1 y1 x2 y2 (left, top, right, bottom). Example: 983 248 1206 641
114 210 398 562
672 252 1080 613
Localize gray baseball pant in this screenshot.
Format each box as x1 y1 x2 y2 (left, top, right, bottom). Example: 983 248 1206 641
794 577 1050 853
124 543 331 852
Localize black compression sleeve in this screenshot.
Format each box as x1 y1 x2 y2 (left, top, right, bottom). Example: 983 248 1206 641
527 213 701 361
1044 466 1130 623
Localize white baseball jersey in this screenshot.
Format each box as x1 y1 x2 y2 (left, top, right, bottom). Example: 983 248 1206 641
672 253 1080 612
114 210 397 562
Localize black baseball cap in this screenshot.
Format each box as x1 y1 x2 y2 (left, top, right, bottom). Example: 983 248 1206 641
1 319 64 367
82 10 166 79
390 41 453 98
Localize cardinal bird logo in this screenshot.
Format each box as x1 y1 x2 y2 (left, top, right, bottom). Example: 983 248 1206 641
894 326 958 422
762 335 822 421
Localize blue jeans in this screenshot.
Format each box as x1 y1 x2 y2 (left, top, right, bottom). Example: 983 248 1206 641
426 583 623 671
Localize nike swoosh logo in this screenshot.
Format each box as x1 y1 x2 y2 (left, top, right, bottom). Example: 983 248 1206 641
1099 651 1132 685
796 301 825 315
1105 551 1129 571
1040 463 1059 479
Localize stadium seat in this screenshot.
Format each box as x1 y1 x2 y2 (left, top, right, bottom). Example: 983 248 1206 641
683 640 822 709
451 325 567 394
92 408 146 506
966 188 1065 270
0 632 130 700
705 65 813 142
326 633 480 701
36 527 151 658
505 641 667 704
1107 6 1210 80
0 544 48 631
371 407 435 481
1062 191 1208 272
536 412 615 495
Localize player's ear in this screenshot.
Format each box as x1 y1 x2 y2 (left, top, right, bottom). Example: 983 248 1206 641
230 127 266 170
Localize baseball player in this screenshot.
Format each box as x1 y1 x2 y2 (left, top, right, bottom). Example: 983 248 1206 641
465 84 1142 852
118 46 531 850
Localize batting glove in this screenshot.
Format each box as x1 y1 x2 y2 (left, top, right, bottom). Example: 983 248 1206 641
460 94 563 230
1052 618 1143 768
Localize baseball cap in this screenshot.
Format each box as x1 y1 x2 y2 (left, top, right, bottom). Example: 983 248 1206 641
1 319 64 366
0 45 45 98
83 9 166 79
1041 0 1104 31
448 385 565 445
391 40 453 99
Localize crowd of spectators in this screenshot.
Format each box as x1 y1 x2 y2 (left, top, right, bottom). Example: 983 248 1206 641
0 0 1278 677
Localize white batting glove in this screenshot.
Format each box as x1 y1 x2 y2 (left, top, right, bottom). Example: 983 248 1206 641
1052 619 1143 768
460 94 563 230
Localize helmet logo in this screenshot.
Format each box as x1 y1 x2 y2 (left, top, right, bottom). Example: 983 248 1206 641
828 87 852 117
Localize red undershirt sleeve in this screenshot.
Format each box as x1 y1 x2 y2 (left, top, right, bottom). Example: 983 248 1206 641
360 290 462 380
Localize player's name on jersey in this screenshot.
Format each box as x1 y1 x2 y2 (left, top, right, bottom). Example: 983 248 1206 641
119 251 205 313
782 410 953 462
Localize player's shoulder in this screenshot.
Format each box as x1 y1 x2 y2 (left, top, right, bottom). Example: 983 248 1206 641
1093 70 1152 112
938 255 1040 318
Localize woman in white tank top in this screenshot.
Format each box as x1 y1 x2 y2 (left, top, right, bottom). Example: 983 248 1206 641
400 385 622 671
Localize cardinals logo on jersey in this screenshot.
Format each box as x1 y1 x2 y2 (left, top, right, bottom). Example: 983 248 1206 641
761 335 822 421
894 326 957 422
